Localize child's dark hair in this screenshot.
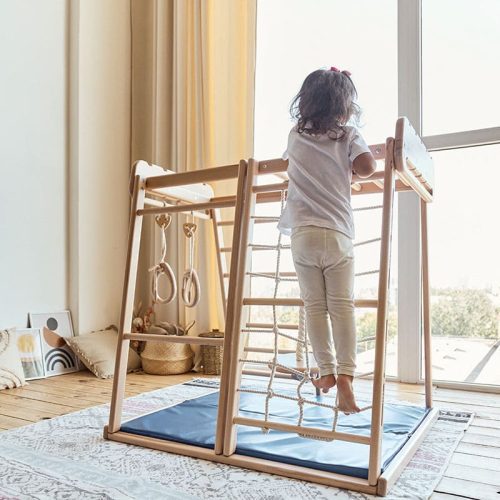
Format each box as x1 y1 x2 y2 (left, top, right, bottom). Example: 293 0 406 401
290 68 360 139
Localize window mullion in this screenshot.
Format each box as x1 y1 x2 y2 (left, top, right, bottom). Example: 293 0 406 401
397 0 423 383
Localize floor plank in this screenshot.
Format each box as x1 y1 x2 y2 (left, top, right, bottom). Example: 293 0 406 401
455 441 500 460
444 463 500 487
450 452 500 472
435 477 500 500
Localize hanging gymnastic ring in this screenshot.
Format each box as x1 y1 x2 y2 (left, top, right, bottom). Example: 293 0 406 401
151 261 177 304
181 268 200 307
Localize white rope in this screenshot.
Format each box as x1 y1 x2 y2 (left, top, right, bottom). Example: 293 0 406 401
150 214 177 304
244 191 378 441
181 218 201 307
355 269 380 277
353 204 383 212
353 237 381 247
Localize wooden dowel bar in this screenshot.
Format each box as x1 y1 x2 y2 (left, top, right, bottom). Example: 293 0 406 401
244 347 296 354
217 217 281 226
144 196 211 219
251 216 280 222
246 271 297 278
137 198 235 216
233 417 371 445
146 163 240 190
242 369 295 380
243 298 378 308
123 333 223 346
228 270 378 279
246 322 299 330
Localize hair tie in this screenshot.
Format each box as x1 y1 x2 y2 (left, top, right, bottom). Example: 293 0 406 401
330 66 352 77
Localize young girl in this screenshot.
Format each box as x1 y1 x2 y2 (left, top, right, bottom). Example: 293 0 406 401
278 67 376 413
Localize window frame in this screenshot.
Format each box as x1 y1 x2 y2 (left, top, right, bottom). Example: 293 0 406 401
398 0 500 391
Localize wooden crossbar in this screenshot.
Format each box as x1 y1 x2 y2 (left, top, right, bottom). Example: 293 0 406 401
146 163 240 190
123 333 223 346
233 417 371 445
137 198 235 216
243 297 378 308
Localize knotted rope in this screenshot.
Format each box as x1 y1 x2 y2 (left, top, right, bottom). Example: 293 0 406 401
181 217 201 307
150 214 177 304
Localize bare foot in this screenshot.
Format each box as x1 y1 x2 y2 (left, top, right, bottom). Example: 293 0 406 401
311 374 336 394
336 375 360 413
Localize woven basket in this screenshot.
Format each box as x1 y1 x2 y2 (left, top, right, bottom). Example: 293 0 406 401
199 329 224 375
141 328 194 375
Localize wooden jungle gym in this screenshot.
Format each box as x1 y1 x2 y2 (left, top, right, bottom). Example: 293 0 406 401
105 117 435 496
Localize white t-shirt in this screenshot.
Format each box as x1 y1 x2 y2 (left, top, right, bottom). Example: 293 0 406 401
277 126 371 239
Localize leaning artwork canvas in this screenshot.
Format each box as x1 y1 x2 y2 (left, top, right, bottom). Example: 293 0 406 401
28 311 79 376
16 328 45 380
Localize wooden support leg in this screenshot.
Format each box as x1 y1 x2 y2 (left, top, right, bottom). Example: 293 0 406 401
214 160 248 455
108 175 145 434
421 199 433 408
368 139 396 486
222 159 257 456
210 208 228 318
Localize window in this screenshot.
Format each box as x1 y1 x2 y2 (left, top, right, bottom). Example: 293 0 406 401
253 0 500 390
422 0 500 135
255 0 397 160
425 145 500 385
252 0 398 376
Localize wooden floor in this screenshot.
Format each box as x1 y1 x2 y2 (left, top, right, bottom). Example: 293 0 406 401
1 370 499 499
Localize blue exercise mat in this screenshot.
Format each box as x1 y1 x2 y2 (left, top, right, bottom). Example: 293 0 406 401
121 389 428 479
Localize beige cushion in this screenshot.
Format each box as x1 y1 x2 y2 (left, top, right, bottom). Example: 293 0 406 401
65 329 141 379
0 328 26 390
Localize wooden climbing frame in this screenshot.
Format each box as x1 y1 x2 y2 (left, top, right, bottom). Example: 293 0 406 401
105 117 436 496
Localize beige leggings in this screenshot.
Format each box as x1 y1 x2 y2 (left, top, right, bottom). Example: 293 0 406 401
290 226 356 377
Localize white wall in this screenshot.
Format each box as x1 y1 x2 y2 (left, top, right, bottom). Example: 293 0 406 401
69 0 131 334
0 0 68 327
0 0 131 334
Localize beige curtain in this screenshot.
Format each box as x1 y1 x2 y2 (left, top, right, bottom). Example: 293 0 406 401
131 0 256 365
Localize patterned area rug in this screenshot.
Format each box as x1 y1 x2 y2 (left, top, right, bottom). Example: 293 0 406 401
0 378 472 500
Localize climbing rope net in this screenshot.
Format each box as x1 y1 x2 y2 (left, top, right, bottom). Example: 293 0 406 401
239 190 375 441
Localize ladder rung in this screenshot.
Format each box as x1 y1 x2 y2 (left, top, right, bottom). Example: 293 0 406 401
137 198 235 216
244 347 297 354
249 244 290 251
242 368 295 380
251 216 280 223
246 322 298 330
123 333 223 346
243 298 378 308
227 270 379 279
233 417 371 445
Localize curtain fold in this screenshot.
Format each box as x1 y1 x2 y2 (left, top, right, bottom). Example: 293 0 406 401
131 0 256 367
